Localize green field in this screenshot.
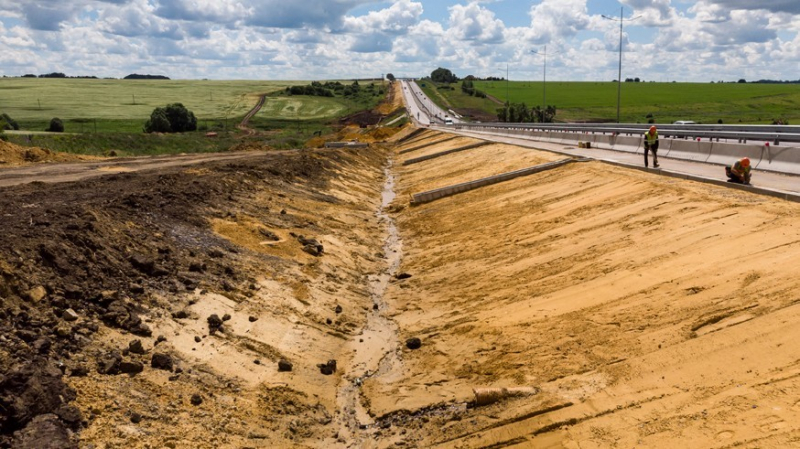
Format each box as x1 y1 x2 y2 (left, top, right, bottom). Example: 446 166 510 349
0 78 386 155
0 78 384 131
0 78 297 126
422 80 800 124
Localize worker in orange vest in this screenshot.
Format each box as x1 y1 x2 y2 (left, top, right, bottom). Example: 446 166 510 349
643 126 659 168
725 157 752 184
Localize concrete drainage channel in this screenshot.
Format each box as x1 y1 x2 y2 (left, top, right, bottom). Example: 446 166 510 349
334 159 404 444
411 158 587 205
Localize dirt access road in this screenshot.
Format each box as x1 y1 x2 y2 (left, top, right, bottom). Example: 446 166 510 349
2 119 800 449
0 150 269 188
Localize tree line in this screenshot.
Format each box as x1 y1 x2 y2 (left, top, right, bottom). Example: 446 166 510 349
10 73 170 80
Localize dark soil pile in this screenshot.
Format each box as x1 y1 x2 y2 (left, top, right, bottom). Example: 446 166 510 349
340 110 384 127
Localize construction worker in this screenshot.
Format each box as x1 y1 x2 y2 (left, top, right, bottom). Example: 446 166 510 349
725 157 751 184
643 125 659 168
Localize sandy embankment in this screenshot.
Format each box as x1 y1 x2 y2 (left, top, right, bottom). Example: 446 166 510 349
363 130 800 448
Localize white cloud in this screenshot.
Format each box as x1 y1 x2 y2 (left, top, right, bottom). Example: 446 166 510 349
343 0 423 34
526 0 590 43
447 1 505 44
0 0 797 81
702 0 800 15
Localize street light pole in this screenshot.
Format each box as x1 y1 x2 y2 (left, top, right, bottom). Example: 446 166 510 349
530 46 556 109
497 66 509 105
602 7 640 123
531 46 561 122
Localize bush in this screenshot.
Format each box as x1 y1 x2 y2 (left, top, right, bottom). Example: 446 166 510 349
1 113 19 131
145 109 172 133
144 103 197 133
47 118 65 132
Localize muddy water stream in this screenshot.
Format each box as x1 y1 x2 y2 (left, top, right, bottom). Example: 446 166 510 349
334 160 404 446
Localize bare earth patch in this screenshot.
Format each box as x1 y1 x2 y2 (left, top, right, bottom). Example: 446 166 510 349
1 129 799 448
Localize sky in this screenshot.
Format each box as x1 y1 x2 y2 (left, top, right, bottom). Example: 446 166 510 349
0 0 798 82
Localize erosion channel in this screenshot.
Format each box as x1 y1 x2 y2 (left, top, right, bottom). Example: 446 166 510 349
335 159 404 444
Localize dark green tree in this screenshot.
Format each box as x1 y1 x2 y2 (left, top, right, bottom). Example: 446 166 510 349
431 67 458 83
144 103 197 133
386 73 396 81
47 118 64 132
145 108 172 133
163 103 197 132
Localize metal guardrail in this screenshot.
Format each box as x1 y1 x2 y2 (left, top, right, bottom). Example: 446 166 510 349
453 122 800 144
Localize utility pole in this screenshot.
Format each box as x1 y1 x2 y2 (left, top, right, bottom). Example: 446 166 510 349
602 7 640 123
506 63 509 105
531 46 559 110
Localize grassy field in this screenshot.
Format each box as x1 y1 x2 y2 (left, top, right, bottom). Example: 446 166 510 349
0 78 384 131
422 80 800 124
0 78 386 154
0 78 298 127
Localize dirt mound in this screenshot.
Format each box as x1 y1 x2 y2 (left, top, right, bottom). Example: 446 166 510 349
340 110 383 127
0 140 100 167
0 145 390 448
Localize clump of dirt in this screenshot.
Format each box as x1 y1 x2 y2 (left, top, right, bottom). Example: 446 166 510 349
0 140 100 166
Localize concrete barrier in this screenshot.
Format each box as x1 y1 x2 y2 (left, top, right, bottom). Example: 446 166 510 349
758 145 800 175
590 134 615 150
611 135 641 154
560 132 582 145
705 143 764 168
665 139 712 162
543 131 561 143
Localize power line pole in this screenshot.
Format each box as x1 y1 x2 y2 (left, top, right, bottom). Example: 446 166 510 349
602 7 640 123
531 46 560 109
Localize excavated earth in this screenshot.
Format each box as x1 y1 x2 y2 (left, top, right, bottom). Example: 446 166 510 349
2 125 800 449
